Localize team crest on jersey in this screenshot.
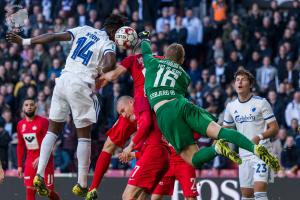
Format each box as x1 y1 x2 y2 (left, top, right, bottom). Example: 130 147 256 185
22 124 26 132
251 107 256 113
32 126 37 131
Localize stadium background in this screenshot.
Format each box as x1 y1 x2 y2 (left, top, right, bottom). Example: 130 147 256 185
0 0 300 199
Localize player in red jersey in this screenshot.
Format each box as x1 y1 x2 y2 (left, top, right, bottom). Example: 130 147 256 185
86 53 162 199
86 115 137 199
117 96 170 200
152 146 198 200
17 98 60 200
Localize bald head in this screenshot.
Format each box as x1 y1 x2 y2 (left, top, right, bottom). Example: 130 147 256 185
165 43 185 65
116 96 135 121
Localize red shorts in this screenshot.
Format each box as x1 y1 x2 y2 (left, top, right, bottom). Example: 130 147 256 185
152 160 198 197
24 158 54 190
106 116 137 148
128 145 170 194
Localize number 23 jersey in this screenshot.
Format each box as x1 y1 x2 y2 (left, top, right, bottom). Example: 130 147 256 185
64 26 116 84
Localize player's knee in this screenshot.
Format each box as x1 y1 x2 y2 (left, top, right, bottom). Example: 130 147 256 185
103 138 117 153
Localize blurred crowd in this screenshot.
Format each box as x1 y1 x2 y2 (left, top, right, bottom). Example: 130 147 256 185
1 0 300 176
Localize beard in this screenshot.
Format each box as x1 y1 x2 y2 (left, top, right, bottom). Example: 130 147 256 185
24 111 35 118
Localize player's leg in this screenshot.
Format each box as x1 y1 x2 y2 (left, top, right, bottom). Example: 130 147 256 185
253 159 270 200
34 83 68 196
86 137 117 199
151 166 175 200
182 100 279 171
26 187 36 200
175 162 198 200
240 159 255 200
44 172 61 200
123 185 146 200
71 125 92 197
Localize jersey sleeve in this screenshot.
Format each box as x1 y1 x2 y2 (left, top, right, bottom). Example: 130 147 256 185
102 40 116 55
66 26 85 41
261 98 276 123
16 122 25 168
223 104 235 127
120 55 134 71
141 40 157 69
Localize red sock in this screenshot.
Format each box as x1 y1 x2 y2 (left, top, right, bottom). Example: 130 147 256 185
49 190 61 200
89 151 112 191
26 188 36 200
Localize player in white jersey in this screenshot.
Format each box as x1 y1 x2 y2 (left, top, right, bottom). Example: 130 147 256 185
7 14 127 198
223 69 279 200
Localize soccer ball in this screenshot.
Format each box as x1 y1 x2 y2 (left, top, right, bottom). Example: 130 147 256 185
115 26 138 49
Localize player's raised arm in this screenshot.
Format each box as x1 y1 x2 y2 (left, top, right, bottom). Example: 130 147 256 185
139 31 155 64
6 31 72 45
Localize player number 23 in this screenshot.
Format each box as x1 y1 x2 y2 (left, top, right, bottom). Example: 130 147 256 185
256 163 267 173
154 68 179 88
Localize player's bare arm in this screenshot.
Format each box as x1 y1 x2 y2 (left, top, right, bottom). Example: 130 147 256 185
6 32 72 45
99 52 117 73
103 64 127 81
252 121 279 144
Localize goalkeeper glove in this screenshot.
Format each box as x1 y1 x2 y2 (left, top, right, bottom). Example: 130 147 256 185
138 31 150 40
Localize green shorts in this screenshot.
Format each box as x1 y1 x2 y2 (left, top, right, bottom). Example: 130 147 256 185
156 98 217 153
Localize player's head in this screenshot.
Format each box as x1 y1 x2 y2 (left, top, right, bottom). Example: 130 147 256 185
234 68 255 95
165 43 185 65
22 97 36 118
116 96 135 122
103 14 127 40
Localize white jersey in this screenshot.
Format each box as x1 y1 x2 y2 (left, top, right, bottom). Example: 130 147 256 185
223 95 276 157
62 26 116 84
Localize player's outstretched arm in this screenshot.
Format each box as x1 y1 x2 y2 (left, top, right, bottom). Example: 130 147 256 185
103 64 127 81
6 32 72 45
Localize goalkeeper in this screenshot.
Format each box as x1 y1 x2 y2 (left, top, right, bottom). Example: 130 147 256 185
139 31 280 172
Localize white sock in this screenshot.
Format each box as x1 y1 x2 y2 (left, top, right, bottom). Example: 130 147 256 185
77 138 91 188
37 132 58 177
254 192 268 200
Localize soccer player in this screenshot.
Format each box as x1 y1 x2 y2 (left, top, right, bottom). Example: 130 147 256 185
139 31 280 173
151 146 198 200
117 96 170 200
223 69 279 200
0 161 4 184
86 49 163 199
7 14 126 197
85 115 137 200
17 97 60 200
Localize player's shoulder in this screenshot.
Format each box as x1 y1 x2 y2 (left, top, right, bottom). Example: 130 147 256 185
35 115 48 122
17 118 26 127
226 98 238 107
252 96 264 101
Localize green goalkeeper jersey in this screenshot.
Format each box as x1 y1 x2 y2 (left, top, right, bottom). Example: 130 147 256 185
141 40 191 109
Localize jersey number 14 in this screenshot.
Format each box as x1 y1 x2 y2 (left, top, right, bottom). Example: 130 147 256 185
71 37 95 66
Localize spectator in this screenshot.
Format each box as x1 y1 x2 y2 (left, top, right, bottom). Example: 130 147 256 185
169 16 187 45
285 91 300 127
246 50 261 76
156 7 170 33
288 118 299 137
267 90 285 127
187 59 202 85
48 58 62 78
281 136 300 175
53 141 71 173
207 37 224 65
256 56 278 94
36 91 49 117
211 0 227 24
182 8 203 59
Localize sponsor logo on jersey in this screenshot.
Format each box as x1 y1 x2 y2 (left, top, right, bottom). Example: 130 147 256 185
235 114 256 123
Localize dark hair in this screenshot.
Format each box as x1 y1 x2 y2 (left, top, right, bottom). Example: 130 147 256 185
103 14 127 31
234 68 255 87
22 97 36 105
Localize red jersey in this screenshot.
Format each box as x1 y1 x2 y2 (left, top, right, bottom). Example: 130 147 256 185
17 115 53 167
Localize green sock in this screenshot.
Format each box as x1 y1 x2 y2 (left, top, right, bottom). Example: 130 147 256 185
218 128 255 153
192 146 217 169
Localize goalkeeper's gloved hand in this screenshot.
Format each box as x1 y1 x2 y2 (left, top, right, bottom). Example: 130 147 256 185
138 31 150 40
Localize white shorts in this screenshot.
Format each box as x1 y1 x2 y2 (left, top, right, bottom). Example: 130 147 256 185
49 73 100 128
239 155 274 188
